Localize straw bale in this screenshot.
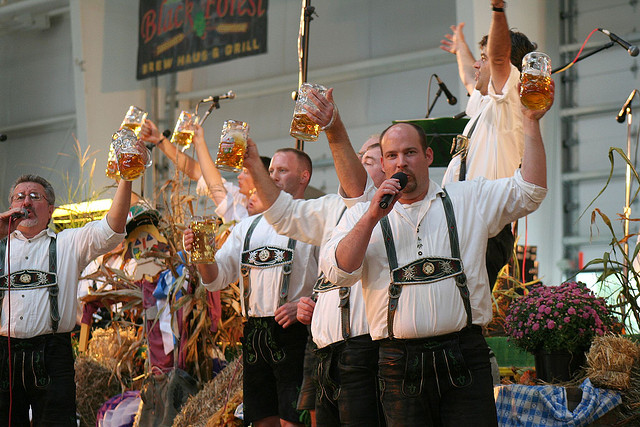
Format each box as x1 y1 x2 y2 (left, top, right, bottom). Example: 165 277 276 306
586 335 640 390
75 355 124 427
172 355 243 427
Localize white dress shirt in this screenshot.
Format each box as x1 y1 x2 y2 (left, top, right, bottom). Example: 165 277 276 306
202 214 317 317
442 65 524 185
197 176 248 223
1 216 125 338
321 171 547 341
263 192 369 348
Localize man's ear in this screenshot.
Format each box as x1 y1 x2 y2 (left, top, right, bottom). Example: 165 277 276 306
300 170 311 185
425 147 434 167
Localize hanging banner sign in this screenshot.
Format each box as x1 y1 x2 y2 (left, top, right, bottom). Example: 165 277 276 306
137 0 268 80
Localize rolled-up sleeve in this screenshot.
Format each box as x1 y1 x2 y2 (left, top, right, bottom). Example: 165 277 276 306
319 205 366 288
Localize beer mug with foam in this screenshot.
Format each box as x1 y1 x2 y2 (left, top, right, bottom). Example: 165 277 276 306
120 106 148 137
112 128 152 181
215 120 249 173
289 83 328 142
520 52 552 110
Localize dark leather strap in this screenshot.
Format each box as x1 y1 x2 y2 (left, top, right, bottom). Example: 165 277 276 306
441 189 472 327
380 216 400 339
339 287 351 339
458 114 480 182
241 216 263 317
278 238 297 307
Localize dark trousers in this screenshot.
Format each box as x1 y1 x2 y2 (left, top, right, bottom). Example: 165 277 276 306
378 326 497 427
242 317 308 425
315 334 385 427
486 224 515 288
0 333 77 427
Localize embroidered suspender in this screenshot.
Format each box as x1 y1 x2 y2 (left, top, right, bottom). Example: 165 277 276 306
240 215 297 317
0 236 60 332
380 190 472 339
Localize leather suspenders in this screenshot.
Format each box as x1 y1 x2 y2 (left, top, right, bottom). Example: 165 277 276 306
0 235 60 332
380 189 472 338
240 215 297 317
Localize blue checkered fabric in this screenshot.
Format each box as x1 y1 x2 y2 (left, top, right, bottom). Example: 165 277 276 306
495 378 621 427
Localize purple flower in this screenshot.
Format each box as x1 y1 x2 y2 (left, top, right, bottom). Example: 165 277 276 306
568 307 576 315
532 323 540 331
564 317 571 323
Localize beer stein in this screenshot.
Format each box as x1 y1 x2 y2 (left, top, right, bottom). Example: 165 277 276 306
170 110 198 152
120 105 148 137
105 141 120 179
189 215 219 263
215 120 249 173
520 52 552 110
289 83 328 142
112 128 152 181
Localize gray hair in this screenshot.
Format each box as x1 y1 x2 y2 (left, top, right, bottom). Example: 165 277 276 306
9 174 55 206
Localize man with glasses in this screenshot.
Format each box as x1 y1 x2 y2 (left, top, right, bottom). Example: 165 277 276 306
0 174 132 426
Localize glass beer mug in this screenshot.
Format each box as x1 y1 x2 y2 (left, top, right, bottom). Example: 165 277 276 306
105 141 120 179
120 106 148 137
112 128 152 181
189 215 219 263
289 83 328 142
215 120 249 173
170 110 197 152
520 52 552 110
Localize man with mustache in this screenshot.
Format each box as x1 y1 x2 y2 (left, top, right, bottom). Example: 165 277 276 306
0 174 132 426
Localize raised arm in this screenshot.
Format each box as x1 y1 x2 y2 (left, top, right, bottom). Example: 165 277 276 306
192 124 228 206
106 179 132 233
305 88 367 198
244 137 280 208
139 119 202 181
519 80 554 188
440 23 477 95
487 0 512 94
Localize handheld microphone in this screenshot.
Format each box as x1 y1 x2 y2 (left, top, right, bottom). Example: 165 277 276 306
10 208 29 219
200 90 236 103
598 28 639 57
434 74 457 105
379 172 409 209
617 89 637 123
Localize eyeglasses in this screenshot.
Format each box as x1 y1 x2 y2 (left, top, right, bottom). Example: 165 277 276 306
11 192 48 203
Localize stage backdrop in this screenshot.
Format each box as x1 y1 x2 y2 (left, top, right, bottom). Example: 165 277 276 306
137 0 268 80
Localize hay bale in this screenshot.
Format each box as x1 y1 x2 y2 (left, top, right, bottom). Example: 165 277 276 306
75 355 123 427
586 335 640 390
172 355 243 427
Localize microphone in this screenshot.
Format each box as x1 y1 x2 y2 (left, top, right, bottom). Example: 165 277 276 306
434 74 457 105
379 172 409 209
200 90 236 103
617 89 637 123
10 208 29 220
598 28 639 57
0 134 6 141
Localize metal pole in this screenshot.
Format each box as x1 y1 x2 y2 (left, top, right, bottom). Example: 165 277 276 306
296 0 314 151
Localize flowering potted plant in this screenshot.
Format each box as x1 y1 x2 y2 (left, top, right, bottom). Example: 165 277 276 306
504 281 619 381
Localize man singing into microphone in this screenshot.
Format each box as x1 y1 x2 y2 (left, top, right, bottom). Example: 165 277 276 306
320 86 553 425
0 174 133 426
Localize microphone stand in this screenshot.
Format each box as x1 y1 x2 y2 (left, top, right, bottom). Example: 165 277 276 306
196 98 221 126
621 96 635 286
425 88 444 118
296 0 315 151
552 41 615 74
